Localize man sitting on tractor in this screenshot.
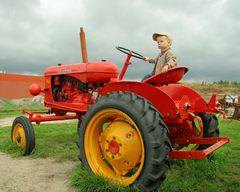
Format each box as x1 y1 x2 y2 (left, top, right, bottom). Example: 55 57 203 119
142 32 177 81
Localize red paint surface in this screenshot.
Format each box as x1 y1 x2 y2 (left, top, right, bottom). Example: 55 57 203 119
0 74 44 99
108 140 120 155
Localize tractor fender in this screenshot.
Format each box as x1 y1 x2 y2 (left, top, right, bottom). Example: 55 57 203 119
101 81 177 118
157 84 207 112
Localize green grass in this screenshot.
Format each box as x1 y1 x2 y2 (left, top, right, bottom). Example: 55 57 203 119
70 166 134 192
0 99 47 118
158 118 240 192
0 122 79 161
0 118 239 191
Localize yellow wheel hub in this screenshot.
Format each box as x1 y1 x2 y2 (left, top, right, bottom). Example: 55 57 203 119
101 120 142 175
12 123 26 149
84 109 145 185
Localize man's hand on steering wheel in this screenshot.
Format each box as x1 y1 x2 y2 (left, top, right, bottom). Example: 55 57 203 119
116 46 144 60
143 56 151 62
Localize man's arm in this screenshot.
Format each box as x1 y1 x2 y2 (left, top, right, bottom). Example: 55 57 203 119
144 55 159 64
165 51 177 67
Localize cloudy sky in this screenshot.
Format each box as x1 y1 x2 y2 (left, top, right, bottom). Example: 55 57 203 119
0 0 239 82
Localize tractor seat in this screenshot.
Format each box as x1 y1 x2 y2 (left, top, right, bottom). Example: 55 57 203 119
143 66 188 86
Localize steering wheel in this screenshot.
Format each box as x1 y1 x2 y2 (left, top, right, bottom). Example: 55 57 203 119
116 46 144 60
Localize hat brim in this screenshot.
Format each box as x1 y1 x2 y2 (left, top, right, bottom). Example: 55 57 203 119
152 33 162 41
153 33 169 41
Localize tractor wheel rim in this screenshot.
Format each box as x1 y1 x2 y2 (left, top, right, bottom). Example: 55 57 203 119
84 108 145 186
12 123 26 149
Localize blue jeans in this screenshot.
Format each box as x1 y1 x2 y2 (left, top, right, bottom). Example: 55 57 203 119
141 70 155 82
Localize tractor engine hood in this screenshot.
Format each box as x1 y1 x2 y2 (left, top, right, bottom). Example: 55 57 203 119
44 61 118 83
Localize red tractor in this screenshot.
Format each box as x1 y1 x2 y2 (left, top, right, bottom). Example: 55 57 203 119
12 29 229 191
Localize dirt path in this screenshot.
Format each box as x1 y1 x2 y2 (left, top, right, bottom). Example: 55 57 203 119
0 118 78 192
0 117 16 128
0 153 77 192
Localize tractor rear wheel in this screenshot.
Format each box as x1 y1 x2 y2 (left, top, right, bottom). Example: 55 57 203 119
197 114 219 150
77 115 84 135
11 116 35 155
79 91 171 191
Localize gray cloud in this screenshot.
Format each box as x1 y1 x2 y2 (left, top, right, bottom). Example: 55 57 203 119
0 0 239 82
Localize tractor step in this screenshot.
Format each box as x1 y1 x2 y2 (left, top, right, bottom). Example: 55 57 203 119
169 137 230 159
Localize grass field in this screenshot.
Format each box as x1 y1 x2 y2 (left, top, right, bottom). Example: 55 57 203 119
158 118 240 192
0 118 239 192
0 121 79 161
0 99 47 118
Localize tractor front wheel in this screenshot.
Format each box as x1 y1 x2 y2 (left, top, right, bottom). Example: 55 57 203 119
79 91 171 191
11 116 35 155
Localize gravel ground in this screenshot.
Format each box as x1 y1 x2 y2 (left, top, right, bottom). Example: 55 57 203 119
0 117 78 192
0 152 77 192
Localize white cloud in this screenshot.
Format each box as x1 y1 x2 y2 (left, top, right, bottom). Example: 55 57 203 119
0 0 239 82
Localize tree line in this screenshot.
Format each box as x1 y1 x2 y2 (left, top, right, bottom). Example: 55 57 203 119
201 80 240 87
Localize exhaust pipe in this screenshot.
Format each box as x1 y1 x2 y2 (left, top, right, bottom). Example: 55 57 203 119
80 27 88 63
